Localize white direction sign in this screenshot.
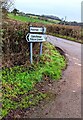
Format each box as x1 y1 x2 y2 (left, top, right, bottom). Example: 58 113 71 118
26 26 47 64
26 33 47 42
29 26 46 33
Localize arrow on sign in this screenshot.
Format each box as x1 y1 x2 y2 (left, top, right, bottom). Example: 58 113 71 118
26 33 47 42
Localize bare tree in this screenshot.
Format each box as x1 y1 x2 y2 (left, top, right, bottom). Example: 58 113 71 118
0 0 14 17
0 0 14 10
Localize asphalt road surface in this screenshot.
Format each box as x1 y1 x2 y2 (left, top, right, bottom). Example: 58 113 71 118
46 35 81 118
18 36 81 118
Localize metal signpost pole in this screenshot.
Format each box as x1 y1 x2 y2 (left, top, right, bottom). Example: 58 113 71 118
40 42 43 55
30 42 33 64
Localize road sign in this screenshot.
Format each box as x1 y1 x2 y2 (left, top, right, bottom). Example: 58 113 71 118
29 26 46 33
26 26 46 64
26 33 47 42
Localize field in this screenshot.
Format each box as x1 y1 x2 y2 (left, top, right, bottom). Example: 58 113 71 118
8 13 60 24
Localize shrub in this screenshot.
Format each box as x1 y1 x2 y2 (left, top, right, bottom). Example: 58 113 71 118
46 24 82 40
2 19 41 67
2 18 82 67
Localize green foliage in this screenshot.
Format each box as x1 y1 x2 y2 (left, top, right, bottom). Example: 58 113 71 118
2 42 66 118
8 13 60 24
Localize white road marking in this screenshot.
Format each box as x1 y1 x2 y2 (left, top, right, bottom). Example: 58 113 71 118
65 54 69 56
65 54 81 66
72 57 79 61
73 91 76 93
75 63 81 66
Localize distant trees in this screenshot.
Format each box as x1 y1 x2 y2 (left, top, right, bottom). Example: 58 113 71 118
59 20 80 26
11 8 19 16
18 12 26 16
38 17 48 21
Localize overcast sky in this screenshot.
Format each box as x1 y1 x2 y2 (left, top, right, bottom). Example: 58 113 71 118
14 0 82 22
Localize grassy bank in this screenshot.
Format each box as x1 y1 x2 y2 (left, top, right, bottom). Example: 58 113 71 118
1 42 66 118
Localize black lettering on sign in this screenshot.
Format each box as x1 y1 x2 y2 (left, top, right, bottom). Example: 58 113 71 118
31 35 42 38
31 29 38 31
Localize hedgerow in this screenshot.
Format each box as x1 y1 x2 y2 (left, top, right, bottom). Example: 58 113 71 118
2 18 82 68
2 19 41 67
46 24 82 41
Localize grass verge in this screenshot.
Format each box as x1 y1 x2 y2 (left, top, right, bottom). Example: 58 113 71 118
1 42 66 118
48 33 82 44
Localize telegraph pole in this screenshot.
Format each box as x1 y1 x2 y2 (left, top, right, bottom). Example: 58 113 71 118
64 16 67 25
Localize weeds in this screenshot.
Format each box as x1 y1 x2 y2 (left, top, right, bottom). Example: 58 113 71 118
1 42 66 118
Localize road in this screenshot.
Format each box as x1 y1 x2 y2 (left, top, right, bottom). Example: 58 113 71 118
47 35 81 61
46 35 81 118
31 36 81 118
17 36 81 118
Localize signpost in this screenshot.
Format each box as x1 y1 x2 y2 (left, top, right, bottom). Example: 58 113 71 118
26 26 46 64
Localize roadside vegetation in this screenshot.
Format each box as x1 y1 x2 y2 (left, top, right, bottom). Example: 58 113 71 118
8 13 83 43
1 1 81 119
1 42 66 118
49 33 82 43
46 24 82 43
1 18 66 118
